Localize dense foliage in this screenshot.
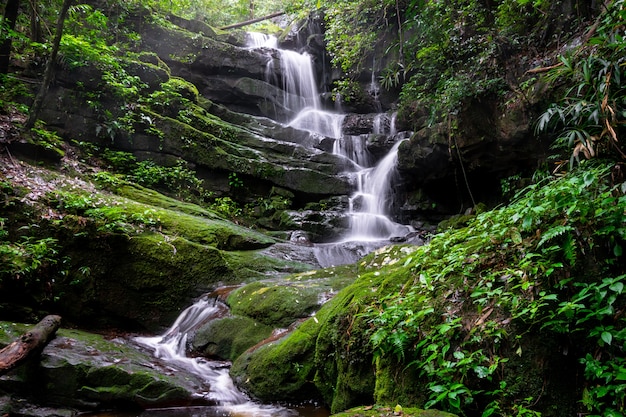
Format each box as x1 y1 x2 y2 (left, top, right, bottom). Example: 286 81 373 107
310 0 596 124
1 0 625 416
364 161 625 415
537 0 626 168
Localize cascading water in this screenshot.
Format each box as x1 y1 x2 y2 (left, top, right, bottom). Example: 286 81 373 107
347 138 411 241
246 32 413 265
134 296 300 416
246 33 345 139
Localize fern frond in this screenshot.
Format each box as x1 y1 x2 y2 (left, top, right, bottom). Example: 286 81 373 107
537 225 575 248
562 232 577 265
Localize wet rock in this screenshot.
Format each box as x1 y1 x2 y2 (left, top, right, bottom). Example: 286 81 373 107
278 196 351 243
230 245 422 412
0 323 210 413
396 98 551 212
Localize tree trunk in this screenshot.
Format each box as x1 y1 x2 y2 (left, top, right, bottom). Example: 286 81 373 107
0 0 20 74
29 0 42 43
0 315 62 376
219 11 285 31
24 0 72 130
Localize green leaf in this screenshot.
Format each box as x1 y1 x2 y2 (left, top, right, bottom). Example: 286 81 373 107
601 331 613 345
511 229 523 245
614 244 623 257
609 282 624 294
474 365 490 378
429 384 445 393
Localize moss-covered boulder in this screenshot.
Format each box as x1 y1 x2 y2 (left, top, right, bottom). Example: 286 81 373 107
191 315 273 361
230 245 421 412
0 323 208 412
190 262 363 363
231 315 321 403
331 405 457 417
0 161 315 331
228 281 323 328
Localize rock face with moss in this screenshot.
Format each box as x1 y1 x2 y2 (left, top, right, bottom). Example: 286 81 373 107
0 159 314 331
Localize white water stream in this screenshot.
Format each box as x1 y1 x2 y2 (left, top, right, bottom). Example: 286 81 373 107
134 297 299 416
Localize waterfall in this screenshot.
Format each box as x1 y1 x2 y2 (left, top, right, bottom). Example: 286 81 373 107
246 32 413 263
247 33 320 119
346 139 409 241
134 297 297 416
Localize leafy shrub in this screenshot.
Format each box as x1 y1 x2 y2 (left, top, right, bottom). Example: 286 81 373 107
536 0 626 168
209 196 242 219
0 219 65 303
365 162 626 415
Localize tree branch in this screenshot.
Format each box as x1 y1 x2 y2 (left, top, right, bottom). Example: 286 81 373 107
0 315 62 376
219 11 285 31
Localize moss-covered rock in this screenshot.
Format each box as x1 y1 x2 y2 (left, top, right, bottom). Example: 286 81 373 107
0 160 320 330
230 245 421 412
191 315 273 361
0 323 207 411
231 316 321 403
227 281 321 328
331 405 457 417
227 262 363 328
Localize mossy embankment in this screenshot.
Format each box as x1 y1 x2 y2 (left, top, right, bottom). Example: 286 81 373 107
0 157 313 331
230 163 626 417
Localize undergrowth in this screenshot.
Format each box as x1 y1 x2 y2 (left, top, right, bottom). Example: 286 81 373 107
364 161 626 416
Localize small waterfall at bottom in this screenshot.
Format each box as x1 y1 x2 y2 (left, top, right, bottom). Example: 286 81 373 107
130 296 317 417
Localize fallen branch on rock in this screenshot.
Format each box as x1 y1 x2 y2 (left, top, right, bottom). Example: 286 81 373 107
219 11 285 30
0 315 62 376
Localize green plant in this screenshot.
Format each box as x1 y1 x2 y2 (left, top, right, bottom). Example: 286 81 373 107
102 149 138 172
228 172 244 190
0 221 65 303
363 162 625 415
536 1 626 168
91 171 123 189
0 74 31 113
209 196 242 219
131 159 205 199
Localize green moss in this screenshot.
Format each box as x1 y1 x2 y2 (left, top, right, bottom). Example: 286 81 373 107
192 316 273 361
52 184 275 250
229 245 421 411
331 405 457 417
115 182 220 219
228 281 321 328
231 318 320 402
222 250 313 282
163 77 199 103
104 232 230 313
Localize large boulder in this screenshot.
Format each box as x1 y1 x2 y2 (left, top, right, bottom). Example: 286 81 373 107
230 245 422 412
0 323 209 413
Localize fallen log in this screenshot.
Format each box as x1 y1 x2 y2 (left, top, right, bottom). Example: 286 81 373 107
219 11 285 31
0 315 62 376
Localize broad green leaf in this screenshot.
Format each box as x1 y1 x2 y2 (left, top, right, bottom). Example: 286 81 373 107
601 331 613 345
609 281 624 294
